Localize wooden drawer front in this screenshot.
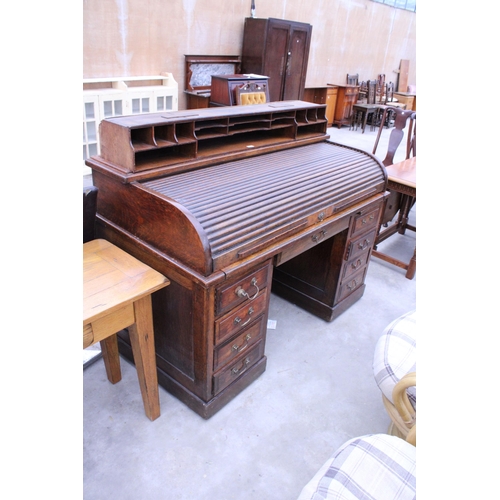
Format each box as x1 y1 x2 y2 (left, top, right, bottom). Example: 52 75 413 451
345 87 359 96
346 228 377 261
276 215 349 266
215 263 271 317
342 252 370 280
214 317 265 371
352 207 381 236
215 290 268 345
213 341 264 395
338 268 367 302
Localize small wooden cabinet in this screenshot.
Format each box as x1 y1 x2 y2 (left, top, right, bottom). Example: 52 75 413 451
330 84 359 128
241 17 312 102
303 86 338 126
210 74 269 106
394 92 416 111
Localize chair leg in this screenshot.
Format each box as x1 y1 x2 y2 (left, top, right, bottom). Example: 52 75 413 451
129 295 161 421
100 335 122 384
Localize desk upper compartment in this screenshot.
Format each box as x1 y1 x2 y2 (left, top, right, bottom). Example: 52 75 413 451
87 103 386 276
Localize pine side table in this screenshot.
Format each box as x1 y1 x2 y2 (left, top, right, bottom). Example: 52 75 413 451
83 239 170 420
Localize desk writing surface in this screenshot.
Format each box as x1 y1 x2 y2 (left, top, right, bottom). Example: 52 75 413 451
385 156 416 189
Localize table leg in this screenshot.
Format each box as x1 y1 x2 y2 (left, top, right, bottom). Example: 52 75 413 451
362 111 368 133
100 335 122 384
129 295 161 421
405 248 416 280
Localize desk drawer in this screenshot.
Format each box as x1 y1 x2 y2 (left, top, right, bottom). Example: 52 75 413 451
275 215 349 266
338 268 367 302
344 87 359 96
215 290 268 345
214 317 265 371
345 228 377 261
213 341 264 395
342 251 370 280
351 206 381 236
215 263 271 317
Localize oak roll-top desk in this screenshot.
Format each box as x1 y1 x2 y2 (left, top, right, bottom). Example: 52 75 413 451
86 101 388 419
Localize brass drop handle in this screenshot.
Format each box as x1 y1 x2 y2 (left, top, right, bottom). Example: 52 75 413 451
234 307 254 328
232 357 251 375
351 259 362 270
312 230 327 243
235 278 259 300
232 334 252 353
357 239 371 251
347 279 359 291
362 214 375 224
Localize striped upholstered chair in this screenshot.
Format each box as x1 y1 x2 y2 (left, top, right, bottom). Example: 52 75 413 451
297 434 416 500
373 310 416 443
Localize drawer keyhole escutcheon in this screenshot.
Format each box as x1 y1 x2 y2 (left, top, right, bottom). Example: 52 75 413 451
235 278 259 300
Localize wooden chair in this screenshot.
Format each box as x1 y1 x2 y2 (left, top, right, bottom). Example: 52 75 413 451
234 82 268 105
351 80 378 133
372 106 416 224
376 73 386 102
346 73 359 85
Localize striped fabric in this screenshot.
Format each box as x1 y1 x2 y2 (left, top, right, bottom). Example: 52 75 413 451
297 434 416 500
373 311 416 408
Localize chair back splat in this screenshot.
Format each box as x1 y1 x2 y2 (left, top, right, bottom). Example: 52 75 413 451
373 107 416 167
366 80 377 105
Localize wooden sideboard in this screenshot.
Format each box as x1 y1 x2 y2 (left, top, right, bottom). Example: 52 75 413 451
86 101 387 418
329 84 359 128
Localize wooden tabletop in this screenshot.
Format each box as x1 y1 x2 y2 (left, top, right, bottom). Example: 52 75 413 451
385 156 416 189
83 239 169 326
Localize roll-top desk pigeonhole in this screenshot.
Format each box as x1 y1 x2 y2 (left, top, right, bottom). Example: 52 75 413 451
86 101 388 418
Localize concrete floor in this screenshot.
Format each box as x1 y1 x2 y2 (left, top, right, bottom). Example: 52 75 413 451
83 123 416 500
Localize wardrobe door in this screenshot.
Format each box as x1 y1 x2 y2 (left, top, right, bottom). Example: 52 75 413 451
263 22 290 102
282 24 312 100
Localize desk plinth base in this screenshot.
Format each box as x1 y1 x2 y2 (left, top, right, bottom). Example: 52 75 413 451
117 333 267 419
272 277 366 322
